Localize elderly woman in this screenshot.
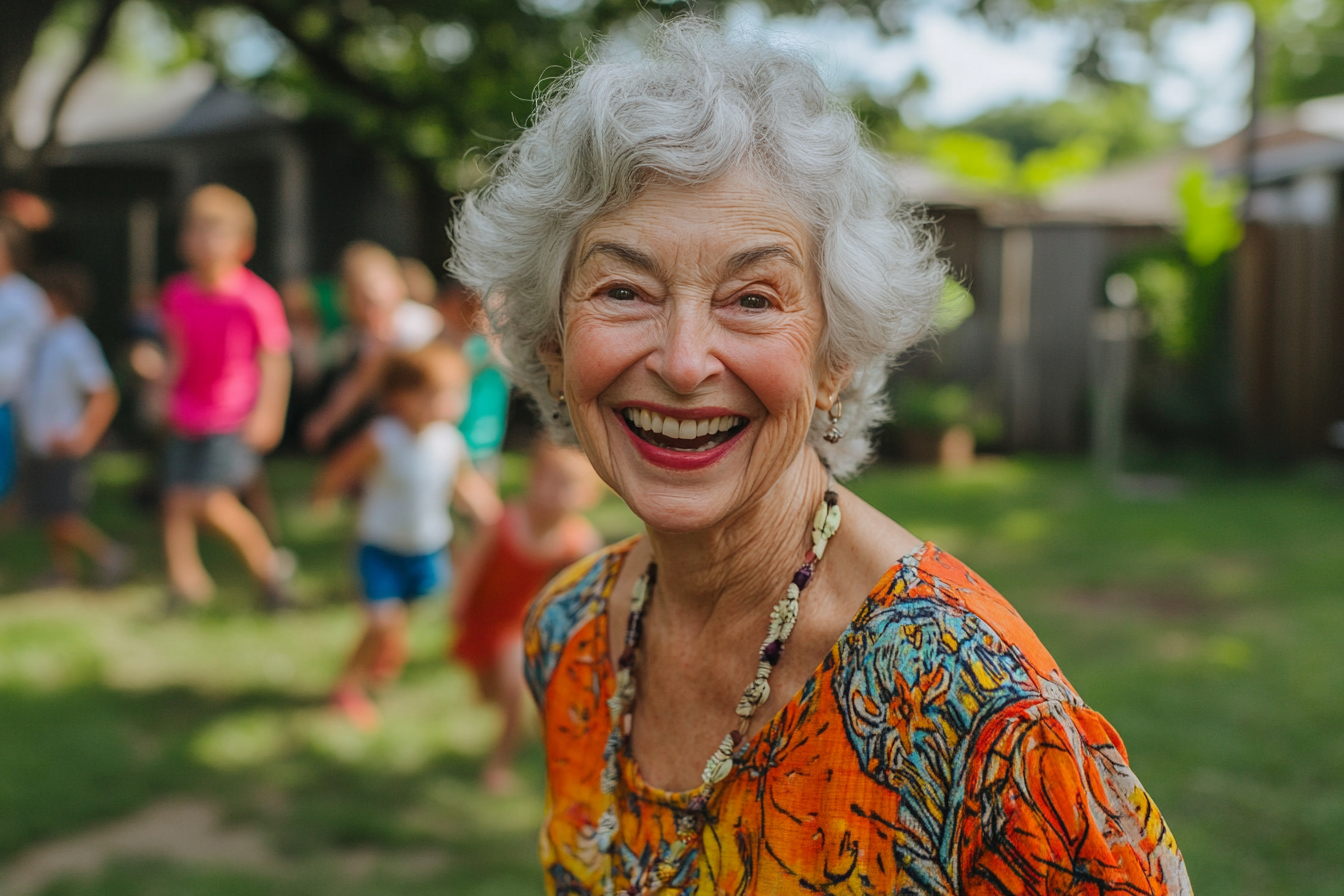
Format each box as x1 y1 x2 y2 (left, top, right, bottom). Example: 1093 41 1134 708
451 20 1191 896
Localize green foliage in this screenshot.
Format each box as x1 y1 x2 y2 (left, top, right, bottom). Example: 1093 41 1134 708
890 379 1003 443
895 86 1180 197
958 87 1180 164
89 0 864 194
918 129 1106 196
1018 134 1107 193
1107 240 1237 449
1265 0 1344 105
1176 162 1245 267
934 276 976 333
925 131 1019 190
1133 256 1196 359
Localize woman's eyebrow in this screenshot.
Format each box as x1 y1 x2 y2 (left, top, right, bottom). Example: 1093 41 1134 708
725 245 800 275
579 241 663 277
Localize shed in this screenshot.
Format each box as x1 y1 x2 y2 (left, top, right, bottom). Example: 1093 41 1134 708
8 58 423 351
896 157 1177 453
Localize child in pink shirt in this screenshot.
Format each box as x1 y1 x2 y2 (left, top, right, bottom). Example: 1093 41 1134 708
160 185 293 609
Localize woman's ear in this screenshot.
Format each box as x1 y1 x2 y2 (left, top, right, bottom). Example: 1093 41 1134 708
815 361 852 411
538 337 565 398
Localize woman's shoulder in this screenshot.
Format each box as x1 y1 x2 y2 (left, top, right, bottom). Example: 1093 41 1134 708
835 544 1082 732
522 537 637 708
828 546 1192 891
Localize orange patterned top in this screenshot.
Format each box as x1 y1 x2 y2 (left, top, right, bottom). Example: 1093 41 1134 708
524 539 1192 895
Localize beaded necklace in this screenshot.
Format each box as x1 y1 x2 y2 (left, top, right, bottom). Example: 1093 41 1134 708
598 487 842 896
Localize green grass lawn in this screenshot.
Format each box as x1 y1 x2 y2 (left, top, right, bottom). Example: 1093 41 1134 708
1 453 1342 895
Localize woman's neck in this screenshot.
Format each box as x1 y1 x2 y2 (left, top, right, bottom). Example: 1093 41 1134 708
641 449 831 632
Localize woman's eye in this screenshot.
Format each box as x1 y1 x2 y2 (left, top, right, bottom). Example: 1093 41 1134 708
606 286 637 301
738 294 770 310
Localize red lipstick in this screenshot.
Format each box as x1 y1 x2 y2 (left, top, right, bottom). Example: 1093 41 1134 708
615 408 748 471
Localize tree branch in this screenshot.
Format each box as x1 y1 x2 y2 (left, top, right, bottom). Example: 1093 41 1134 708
238 0 417 112
34 0 127 168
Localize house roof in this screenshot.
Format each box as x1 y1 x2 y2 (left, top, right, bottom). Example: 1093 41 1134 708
1036 152 1192 227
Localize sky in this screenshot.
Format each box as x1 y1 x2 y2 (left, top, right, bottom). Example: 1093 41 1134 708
730 1 1256 146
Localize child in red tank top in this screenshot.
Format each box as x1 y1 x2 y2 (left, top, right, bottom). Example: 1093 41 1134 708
450 440 602 793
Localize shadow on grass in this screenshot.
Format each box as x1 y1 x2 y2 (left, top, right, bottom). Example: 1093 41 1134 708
1 677 544 895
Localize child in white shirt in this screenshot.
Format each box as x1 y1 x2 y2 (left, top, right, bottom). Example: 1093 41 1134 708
313 342 501 729
19 266 130 587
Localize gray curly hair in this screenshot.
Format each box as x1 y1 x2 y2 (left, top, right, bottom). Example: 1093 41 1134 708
448 17 945 478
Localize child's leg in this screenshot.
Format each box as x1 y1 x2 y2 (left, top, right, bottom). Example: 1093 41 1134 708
163 488 212 600
369 616 410 687
481 637 526 794
239 470 282 544
332 602 407 730
47 514 111 570
372 550 444 685
50 514 131 587
372 607 410 686
43 518 82 581
197 488 278 584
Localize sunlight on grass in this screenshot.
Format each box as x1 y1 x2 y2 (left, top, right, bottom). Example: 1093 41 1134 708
2 453 1342 895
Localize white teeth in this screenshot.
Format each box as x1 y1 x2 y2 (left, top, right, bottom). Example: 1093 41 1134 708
624 409 743 441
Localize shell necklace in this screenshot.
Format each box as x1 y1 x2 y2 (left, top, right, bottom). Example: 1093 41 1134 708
598 487 842 896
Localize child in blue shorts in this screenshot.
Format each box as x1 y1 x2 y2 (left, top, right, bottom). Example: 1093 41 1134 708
313 343 501 729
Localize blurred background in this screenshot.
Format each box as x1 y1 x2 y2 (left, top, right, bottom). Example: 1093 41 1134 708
1 1 1342 894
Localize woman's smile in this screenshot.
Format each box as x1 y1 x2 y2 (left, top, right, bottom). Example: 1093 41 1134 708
614 404 750 471
618 405 747 451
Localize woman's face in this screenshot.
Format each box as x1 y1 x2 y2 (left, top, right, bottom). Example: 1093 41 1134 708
554 170 843 535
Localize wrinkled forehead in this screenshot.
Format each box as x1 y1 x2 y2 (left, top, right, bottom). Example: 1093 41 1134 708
574 169 813 273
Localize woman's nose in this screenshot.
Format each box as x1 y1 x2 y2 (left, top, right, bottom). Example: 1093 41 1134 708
649 302 724 394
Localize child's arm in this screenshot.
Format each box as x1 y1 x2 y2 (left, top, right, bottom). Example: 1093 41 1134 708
51 384 119 458
447 514 500 624
303 347 386 450
452 460 504 527
311 427 380 514
244 350 291 452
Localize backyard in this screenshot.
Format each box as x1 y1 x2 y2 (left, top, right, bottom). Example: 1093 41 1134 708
0 453 1341 895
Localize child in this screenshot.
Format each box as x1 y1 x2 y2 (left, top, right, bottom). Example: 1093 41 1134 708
433 278 510 481
314 343 501 730
18 265 130 587
0 216 50 505
302 241 441 451
450 439 601 792
159 184 294 609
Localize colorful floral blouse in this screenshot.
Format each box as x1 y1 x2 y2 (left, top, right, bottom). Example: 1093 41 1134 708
524 539 1192 895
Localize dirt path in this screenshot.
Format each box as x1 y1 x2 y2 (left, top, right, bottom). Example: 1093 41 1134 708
0 798 279 896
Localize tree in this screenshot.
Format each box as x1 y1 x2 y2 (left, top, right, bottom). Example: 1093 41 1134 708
1 0 1280 237
0 0 62 178
1264 0 1344 105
